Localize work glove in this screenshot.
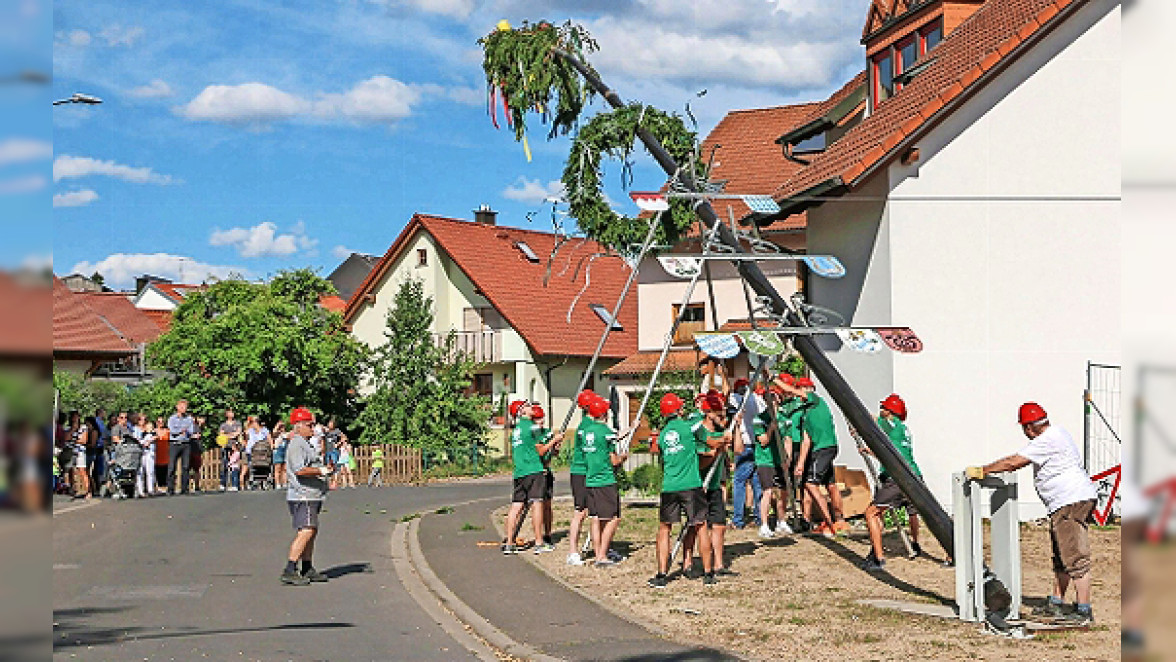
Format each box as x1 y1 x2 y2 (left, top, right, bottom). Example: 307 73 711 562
965 466 986 480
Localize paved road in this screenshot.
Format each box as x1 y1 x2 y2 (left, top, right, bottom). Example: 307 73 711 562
52 478 508 661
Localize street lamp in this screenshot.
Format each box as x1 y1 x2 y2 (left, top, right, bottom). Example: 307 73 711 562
52 92 102 106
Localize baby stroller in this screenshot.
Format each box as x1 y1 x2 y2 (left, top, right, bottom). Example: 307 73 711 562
105 440 143 500
248 438 274 490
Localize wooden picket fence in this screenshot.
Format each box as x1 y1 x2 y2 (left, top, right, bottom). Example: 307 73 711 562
190 444 423 490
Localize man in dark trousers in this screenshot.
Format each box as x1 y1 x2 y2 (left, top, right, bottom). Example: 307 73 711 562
166 399 196 495
281 407 331 586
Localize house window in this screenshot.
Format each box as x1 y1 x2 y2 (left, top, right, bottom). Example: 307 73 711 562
417 248 428 267
589 304 623 330
515 241 540 263
792 132 827 154
672 303 706 345
872 51 893 105
921 19 943 54
471 373 493 396
897 36 918 76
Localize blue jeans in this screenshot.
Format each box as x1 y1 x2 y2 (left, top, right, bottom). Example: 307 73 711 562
229 468 240 489
732 459 763 527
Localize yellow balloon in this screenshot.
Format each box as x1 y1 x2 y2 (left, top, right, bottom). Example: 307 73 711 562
496 19 511 32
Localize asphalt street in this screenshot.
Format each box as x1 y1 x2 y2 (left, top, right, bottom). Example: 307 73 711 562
52 477 509 661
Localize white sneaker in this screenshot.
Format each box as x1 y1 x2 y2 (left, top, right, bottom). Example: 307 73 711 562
218 485 226 492
566 553 585 566
758 525 775 538
775 522 794 535
227 486 238 492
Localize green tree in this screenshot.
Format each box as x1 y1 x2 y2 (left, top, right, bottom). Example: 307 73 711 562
147 269 367 428
357 278 490 464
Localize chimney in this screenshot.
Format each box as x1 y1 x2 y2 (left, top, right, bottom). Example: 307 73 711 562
474 205 497 225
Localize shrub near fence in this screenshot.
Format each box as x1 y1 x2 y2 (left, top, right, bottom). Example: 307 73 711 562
192 444 423 490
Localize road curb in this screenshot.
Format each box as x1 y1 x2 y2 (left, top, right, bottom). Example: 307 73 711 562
391 521 500 661
404 511 563 662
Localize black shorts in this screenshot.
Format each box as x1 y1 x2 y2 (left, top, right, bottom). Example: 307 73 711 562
544 469 554 501
659 488 705 525
512 473 546 503
756 465 784 489
586 484 621 520
570 473 588 511
805 447 838 485
703 488 727 526
872 477 910 509
288 500 323 530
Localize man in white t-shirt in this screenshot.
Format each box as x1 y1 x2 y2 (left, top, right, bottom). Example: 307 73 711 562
966 402 1097 625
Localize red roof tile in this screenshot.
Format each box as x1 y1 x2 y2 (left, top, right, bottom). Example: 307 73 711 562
77 292 164 345
53 278 134 356
776 0 1079 201
346 215 639 359
319 294 347 313
152 282 205 303
603 349 701 377
0 274 49 357
142 309 173 334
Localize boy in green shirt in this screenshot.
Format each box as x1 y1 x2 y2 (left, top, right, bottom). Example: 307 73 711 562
778 375 812 532
681 391 734 577
582 396 629 567
648 393 713 588
567 391 596 566
367 447 384 487
503 400 563 555
861 394 923 570
788 380 849 537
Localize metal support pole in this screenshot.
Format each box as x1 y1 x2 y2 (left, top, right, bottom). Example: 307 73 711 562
553 49 957 559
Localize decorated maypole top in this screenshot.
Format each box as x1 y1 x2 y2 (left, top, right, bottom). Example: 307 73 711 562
479 21 704 250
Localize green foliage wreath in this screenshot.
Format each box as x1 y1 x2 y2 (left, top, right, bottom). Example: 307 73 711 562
563 104 702 249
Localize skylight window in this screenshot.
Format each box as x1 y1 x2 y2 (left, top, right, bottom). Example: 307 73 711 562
515 241 540 263
589 304 623 330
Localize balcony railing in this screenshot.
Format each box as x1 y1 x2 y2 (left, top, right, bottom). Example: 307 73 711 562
435 330 501 364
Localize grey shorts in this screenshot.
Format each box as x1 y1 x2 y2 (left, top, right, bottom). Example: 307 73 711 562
288 500 323 530
586 484 621 520
512 473 546 503
570 473 589 511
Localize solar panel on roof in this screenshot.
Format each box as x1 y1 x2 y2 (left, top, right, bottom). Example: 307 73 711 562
741 195 781 214
515 241 540 263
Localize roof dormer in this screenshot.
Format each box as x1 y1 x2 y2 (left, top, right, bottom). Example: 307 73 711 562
863 0 983 112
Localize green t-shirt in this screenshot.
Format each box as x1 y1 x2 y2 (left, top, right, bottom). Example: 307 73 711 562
694 425 726 491
752 415 781 467
877 415 921 478
569 418 590 476
801 392 838 451
583 420 618 488
511 419 545 478
657 417 702 493
371 448 384 469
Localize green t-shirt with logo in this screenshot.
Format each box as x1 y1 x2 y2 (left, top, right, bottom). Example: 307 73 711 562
569 418 590 476
801 392 838 451
511 418 545 478
583 420 618 488
685 410 705 435
752 414 781 468
877 415 921 478
371 447 384 469
694 425 726 491
658 417 702 493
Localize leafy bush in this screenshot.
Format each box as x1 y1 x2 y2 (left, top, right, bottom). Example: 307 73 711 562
613 466 633 493
630 462 662 495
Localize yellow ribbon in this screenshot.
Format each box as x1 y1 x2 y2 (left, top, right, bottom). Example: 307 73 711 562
522 134 532 162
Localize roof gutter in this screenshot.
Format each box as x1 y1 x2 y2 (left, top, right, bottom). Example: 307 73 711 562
756 177 846 226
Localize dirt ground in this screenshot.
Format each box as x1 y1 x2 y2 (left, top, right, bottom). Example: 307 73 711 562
497 501 1121 661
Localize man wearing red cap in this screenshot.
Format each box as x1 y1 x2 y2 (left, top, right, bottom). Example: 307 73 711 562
531 404 555 549
859 394 923 571
281 407 331 586
778 375 812 531
503 400 564 555
967 403 1097 625
786 377 849 537
566 391 596 565
648 393 713 588
582 395 629 566
681 391 735 577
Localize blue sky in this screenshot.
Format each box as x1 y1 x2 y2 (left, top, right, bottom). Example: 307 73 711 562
35 0 869 289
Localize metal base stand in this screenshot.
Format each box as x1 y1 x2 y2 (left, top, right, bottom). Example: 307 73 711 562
953 472 1021 621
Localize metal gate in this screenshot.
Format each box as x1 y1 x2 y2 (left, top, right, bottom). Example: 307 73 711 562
1084 362 1121 476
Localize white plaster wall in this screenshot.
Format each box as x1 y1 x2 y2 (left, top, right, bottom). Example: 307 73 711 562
807 1 1120 519
133 288 178 311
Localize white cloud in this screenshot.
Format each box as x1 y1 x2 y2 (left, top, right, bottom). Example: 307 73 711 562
99 24 145 47
313 76 420 122
209 221 318 258
0 138 52 165
415 82 484 107
53 155 177 184
0 175 47 194
178 82 308 124
21 253 53 272
70 253 245 289
128 79 174 98
60 29 91 47
403 0 476 19
52 189 99 208
332 245 358 259
502 177 566 205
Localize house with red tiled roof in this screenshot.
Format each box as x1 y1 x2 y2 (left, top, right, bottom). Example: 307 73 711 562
741 0 1119 518
132 280 207 312
53 278 169 380
344 209 639 454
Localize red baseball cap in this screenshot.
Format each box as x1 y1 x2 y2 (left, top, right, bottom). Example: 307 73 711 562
587 398 610 418
797 377 815 389
531 405 546 420
289 407 314 424
508 400 528 418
